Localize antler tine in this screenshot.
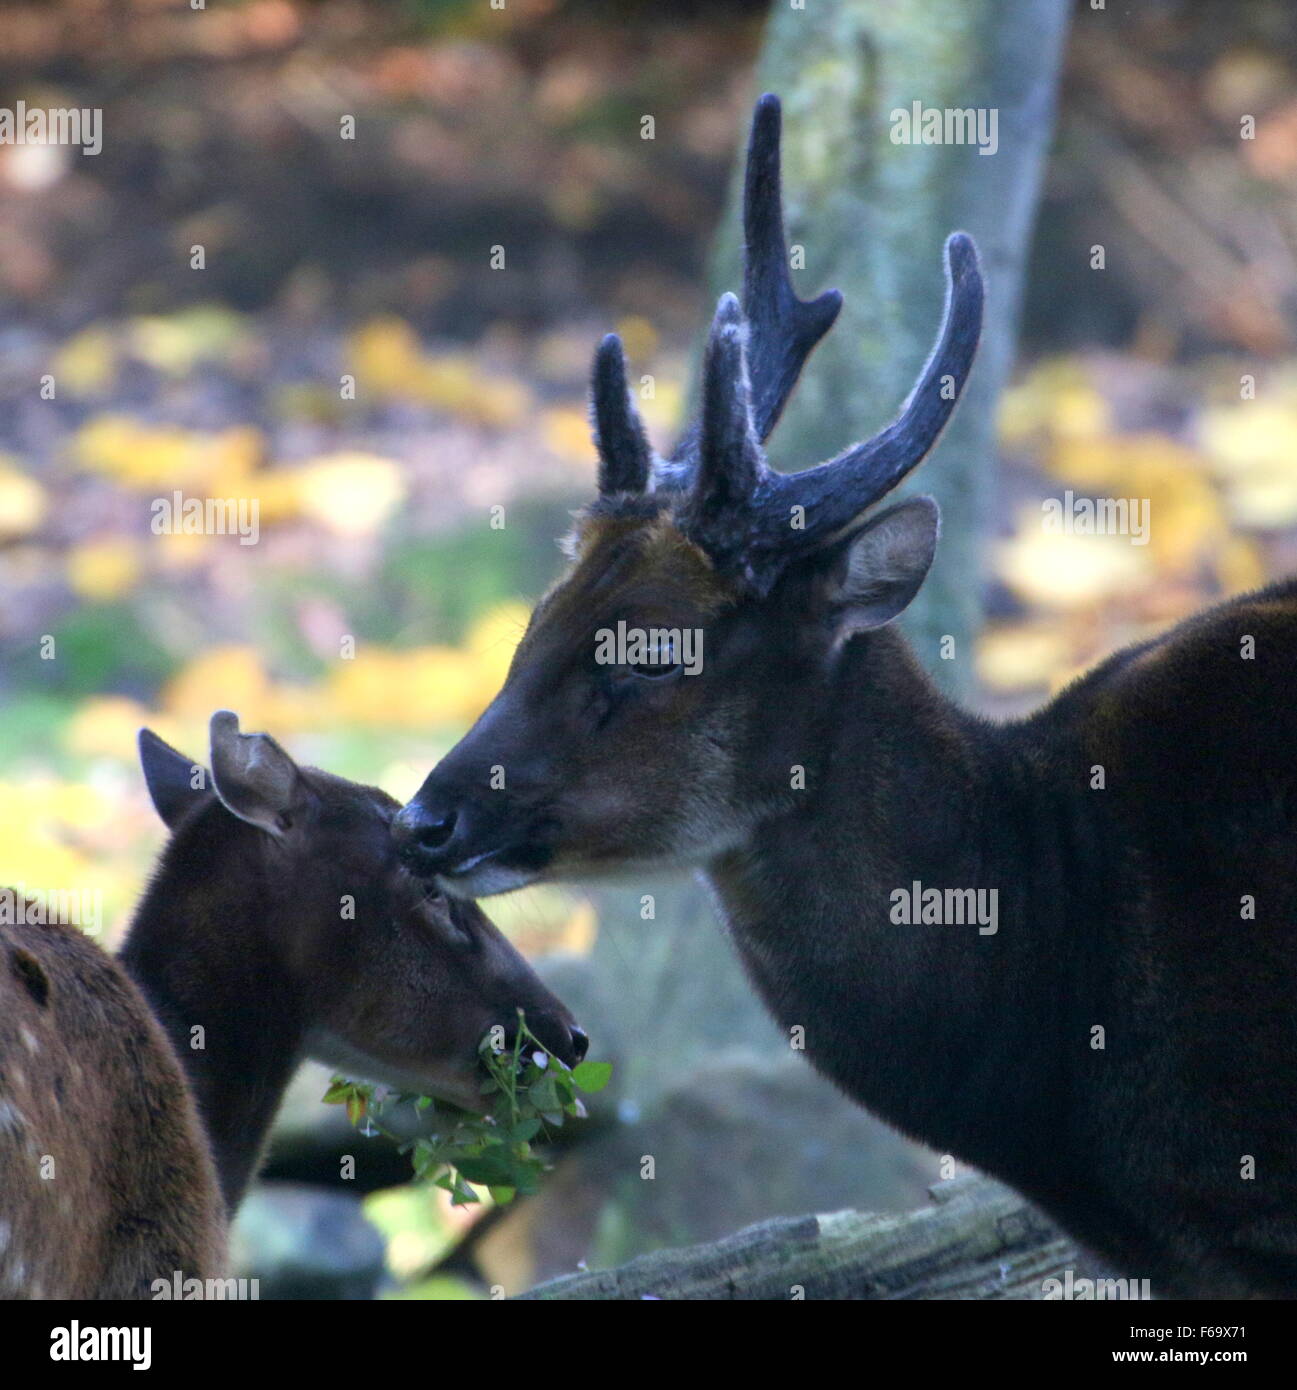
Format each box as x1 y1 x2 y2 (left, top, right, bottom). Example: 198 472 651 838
666 94 842 479
753 232 984 557
592 333 654 495
691 293 764 516
741 92 843 443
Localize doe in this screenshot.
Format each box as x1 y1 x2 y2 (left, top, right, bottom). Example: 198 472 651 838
1 710 585 1298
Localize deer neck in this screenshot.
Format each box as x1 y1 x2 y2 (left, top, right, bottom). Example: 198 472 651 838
706 624 1067 1182
118 815 307 1215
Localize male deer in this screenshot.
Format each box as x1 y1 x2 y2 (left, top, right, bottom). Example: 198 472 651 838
1 711 585 1298
394 95 1297 1297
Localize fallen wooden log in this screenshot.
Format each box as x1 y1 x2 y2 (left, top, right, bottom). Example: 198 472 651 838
517 1173 1076 1300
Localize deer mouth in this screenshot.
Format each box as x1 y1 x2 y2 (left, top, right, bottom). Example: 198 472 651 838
393 793 558 897
306 1031 491 1115
434 843 554 899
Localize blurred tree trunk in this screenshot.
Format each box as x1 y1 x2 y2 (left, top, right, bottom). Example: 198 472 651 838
515 0 1070 1287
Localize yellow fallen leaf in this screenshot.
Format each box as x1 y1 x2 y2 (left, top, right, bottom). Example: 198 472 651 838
1217 535 1268 595
465 601 530 689
163 645 272 724
155 527 212 569
615 315 658 363
73 417 257 493
350 316 423 397
0 458 47 538
127 306 250 376
64 695 157 760
52 325 117 396
542 405 594 464
295 453 407 537
1222 468 1297 529
998 359 1111 448
67 537 142 601
976 622 1072 694
998 505 1151 609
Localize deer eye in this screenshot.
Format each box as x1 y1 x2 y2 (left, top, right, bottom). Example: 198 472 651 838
615 635 686 682
623 656 682 681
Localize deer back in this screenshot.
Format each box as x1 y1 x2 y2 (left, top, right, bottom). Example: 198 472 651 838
0 914 224 1300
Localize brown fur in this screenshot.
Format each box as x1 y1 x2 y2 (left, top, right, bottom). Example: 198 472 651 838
0 916 224 1299
401 505 1297 1298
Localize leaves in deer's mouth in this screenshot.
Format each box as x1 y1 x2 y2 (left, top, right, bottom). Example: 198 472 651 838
572 1060 613 1093
323 1011 610 1207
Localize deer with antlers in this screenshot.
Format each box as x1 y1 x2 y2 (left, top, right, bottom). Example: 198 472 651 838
393 96 1297 1297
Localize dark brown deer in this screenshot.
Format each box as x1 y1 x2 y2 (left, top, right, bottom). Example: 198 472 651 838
394 95 1297 1298
1 711 585 1298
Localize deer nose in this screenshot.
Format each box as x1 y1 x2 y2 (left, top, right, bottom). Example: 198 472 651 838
393 798 460 874
504 1016 590 1069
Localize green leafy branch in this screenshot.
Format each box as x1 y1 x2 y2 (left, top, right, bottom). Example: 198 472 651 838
323 1012 611 1207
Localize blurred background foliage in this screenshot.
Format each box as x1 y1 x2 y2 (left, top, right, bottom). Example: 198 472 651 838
3 0 1297 1296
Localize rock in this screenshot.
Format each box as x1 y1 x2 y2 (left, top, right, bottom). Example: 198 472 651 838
229 1182 387 1300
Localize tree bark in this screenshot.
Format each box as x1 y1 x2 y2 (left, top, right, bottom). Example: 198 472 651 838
518 1174 1075 1300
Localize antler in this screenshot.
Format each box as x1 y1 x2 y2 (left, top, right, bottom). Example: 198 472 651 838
701 231 983 575
593 93 840 497
587 93 984 586
741 95 846 441
666 93 843 474
592 334 653 494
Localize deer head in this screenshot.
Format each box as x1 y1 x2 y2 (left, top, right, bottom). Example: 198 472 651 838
394 94 983 895
137 713 587 1118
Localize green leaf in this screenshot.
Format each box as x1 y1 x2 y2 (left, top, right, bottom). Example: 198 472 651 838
528 1075 561 1112
571 1061 613 1093
488 1186 517 1205
449 1178 481 1207
453 1154 517 1187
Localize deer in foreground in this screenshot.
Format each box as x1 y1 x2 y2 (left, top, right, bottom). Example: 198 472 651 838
0 711 585 1298
394 95 1297 1298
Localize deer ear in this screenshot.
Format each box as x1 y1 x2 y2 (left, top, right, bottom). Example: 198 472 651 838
825 496 939 639
208 710 306 837
138 728 209 830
